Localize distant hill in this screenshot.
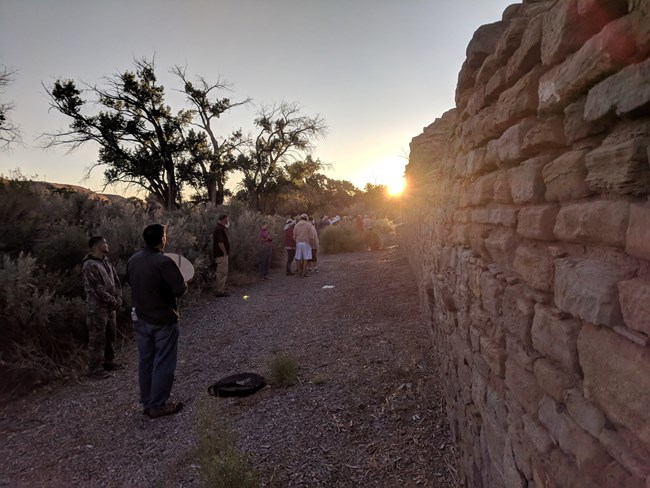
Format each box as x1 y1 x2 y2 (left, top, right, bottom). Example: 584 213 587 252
1 177 132 205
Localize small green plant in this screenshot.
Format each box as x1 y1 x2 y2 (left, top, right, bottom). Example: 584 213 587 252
309 374 328 385
194 403 259 488
270 354 299 386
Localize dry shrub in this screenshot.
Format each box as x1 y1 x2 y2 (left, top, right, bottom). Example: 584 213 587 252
194 402 259 488
0 177 295 383
319 222 365 254
269 354 299 386
319 218 395 254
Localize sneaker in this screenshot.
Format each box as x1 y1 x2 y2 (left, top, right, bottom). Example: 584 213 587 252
146 401 184 419
286 271 294 276
216 292 231 297
88 368 110 380
103 361 124 371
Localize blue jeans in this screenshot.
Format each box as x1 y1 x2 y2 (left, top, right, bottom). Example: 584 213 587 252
260 246 272 278
133 319 179 409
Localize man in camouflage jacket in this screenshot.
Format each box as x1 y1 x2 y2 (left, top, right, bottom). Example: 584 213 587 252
82 236 123 378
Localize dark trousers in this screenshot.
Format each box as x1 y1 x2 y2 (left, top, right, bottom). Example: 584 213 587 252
286 248 296 272
87 309 116 371
134 319 179 409
260 246 272 278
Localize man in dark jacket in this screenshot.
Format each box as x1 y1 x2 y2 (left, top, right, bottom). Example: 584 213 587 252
284 218 296 275
212 213 230 297
127 224 188 418
82 236 122 379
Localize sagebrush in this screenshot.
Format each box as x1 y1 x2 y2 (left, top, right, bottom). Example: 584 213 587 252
0 178 282 388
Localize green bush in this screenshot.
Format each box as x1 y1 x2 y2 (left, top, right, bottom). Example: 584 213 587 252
194 404 259 488
269 354 299 386
0 253 86 375
0 177 292 381
319 222 365 254
319 217 395 254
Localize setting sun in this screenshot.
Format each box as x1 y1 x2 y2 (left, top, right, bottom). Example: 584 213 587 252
387 176 406 196
363 155 407 197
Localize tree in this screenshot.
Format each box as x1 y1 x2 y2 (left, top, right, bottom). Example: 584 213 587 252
238 102 327 213
44 58 189 209
172 66 250 205
0 66 22 149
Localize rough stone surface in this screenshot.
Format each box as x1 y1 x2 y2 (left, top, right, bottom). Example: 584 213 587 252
553 200 630 248
489 206 519 227
470 173 498 206
506 14 544 82
618 278 650 337
493 170 513 204
554 258 634 327
512 244 555 291
585 138 650 196
486 229 520 269
508 156 550 204
585 57 650 120
521 115 567 156
541 0 618 67
517 204 559 241
505 358 544 414
538 13 647 113
533 357 578 401
565 388 607 438
564 97 610 143
538 394 592 457
466 147 493 176
542 149 592 201
626 203 650 261
579 323 650 445
598 427 650 479
531 304 581 372
404 2 650 485
522 413 554 455
497 118 538 167
502 283 537 347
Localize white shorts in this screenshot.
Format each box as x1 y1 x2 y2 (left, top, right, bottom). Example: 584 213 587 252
295 242 312 261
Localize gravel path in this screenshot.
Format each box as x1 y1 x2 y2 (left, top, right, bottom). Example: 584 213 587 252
0 247 456 487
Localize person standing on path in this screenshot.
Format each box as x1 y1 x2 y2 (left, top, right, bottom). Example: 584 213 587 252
213 213 230 297
82 236 123 379
293 213 316 277
126 224 187 418
284 218 296 275
309 220 320 274
259 220 273 280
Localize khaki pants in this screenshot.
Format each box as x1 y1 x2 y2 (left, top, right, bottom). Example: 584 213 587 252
216 255 228 293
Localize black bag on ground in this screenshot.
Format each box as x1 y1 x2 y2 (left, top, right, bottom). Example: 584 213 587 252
208 372 267 397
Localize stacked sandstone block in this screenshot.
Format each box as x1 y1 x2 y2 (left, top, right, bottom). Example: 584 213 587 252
405 0 650 486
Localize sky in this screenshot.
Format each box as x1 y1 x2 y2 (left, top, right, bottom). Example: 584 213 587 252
0 0 514 196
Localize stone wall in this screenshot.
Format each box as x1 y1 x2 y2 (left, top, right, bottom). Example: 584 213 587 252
403 1 650 486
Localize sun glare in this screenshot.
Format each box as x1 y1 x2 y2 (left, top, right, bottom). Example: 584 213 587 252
387 176 406 196
367 156 407 197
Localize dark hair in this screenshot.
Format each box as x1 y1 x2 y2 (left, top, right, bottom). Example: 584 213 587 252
218 213 228 221
88 236 104 249
143 224 166 247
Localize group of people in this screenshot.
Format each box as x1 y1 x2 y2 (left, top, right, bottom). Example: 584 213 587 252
283 213 320 278
82 224 187 418
81 211 377 419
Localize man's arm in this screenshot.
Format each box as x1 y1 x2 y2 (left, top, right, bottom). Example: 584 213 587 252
161 258 188 297
218 242 227 256
85 264 120 307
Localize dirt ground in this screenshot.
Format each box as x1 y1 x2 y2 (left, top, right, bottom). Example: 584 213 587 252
0 246 457 487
